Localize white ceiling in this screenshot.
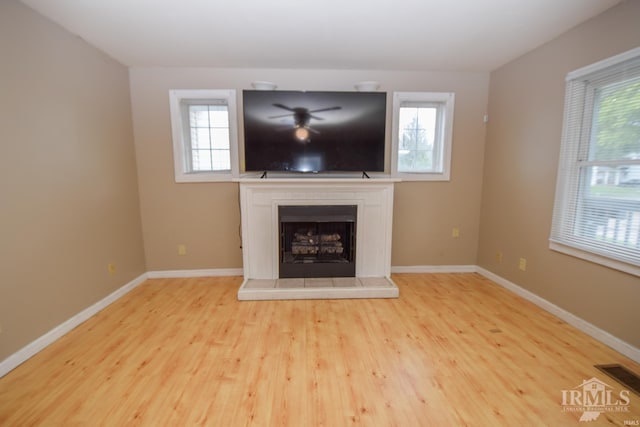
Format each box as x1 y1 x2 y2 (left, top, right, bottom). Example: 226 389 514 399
20 0 621 72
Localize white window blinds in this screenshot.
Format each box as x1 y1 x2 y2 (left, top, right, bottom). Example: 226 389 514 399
185 103 231 172
550 47 640 276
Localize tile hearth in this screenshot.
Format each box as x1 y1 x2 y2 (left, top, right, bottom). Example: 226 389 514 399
238 277 399 301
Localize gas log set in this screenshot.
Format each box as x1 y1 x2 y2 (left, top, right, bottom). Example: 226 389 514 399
291 230 344 255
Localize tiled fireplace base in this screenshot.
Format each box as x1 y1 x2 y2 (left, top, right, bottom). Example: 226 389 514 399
237 277 399 301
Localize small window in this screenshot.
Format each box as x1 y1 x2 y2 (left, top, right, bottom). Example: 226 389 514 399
550 47 640 276
391 92 455 181
169 89 238 182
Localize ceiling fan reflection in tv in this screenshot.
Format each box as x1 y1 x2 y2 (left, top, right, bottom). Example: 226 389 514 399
268 103 342 142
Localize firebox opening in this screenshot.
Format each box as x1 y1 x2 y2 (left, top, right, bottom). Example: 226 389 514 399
279 205 357 278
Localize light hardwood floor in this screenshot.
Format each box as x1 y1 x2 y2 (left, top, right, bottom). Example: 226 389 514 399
1 273 638 426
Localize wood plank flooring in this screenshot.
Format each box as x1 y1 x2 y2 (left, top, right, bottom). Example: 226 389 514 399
1 273 639 426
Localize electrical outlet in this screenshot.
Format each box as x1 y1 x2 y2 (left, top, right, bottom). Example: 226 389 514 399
452 227 460 238
108 263 116 275
518 258 527 271
178 244 187 256
496 251 503 263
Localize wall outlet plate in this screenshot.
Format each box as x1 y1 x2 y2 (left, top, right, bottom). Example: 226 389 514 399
518 258 527 271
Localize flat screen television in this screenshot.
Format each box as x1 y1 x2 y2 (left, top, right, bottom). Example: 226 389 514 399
243 90 386 173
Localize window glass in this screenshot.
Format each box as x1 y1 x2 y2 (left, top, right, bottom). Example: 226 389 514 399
169 90 238 182
187 105 230 172
391 92 454 181
398 106 438 172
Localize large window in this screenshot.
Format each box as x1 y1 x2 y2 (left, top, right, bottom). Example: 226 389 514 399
550 48 640 276
391 92 455 181
169 89 238 182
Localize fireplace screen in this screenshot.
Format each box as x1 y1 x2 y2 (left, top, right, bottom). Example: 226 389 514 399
279 205 356 278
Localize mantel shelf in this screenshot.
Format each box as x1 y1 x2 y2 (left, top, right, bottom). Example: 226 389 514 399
235 176 401 185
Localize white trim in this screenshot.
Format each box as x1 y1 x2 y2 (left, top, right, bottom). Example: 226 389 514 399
169 89 239 182
0 273 148 378
235 177 401 184
476 267 640 363
146 268 243 279
390 91 455 181
239 181 395 280
391 265 477 273
566 46 640 81
549 240 640 278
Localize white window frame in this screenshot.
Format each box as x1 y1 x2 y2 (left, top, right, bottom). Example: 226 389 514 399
550 47 640 277
169 89 239 182
391 91 455 181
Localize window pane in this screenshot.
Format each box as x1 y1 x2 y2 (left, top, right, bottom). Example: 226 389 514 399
398 106 438 172
398 149 433 172
398 107 418 131
398 150 413 171
192 149 212 171
211 149 231 170
191 128 211 149
399 128 425 150
211 129 230 149
189 105 211 127
577 165 640 248
187 103 231 171
590 78 640 162
208 107 229 127
416 107 436 140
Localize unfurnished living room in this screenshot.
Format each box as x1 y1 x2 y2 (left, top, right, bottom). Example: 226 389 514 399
1 0 640 425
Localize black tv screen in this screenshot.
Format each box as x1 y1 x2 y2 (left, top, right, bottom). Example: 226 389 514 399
243 90 386 173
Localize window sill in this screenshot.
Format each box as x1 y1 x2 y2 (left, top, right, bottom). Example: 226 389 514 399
175 171 236 183
394 171 450 182
549 240 640 278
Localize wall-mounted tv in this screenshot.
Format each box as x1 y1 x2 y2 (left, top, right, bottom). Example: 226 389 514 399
243 90 387 173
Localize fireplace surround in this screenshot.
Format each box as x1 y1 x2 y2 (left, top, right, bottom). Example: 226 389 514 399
237 178 398 299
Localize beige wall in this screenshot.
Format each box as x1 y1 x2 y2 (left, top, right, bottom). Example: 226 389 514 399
0 1 146 360
478 0 640 347
129 68 489 271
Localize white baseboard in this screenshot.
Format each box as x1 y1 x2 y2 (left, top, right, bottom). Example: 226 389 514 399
147 268 243 279
476 267 640 363
391 265 477 274
1 269 243 377
0 273 148 378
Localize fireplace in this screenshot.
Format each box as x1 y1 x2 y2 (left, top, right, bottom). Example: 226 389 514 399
238 179 395 281
279 205 356 278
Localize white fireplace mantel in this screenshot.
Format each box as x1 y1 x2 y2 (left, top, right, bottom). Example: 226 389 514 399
238 178 397 281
